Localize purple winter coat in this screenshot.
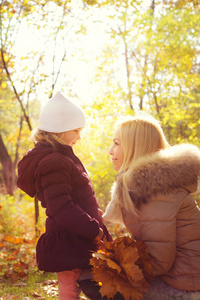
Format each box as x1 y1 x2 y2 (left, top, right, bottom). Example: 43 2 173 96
17 141 112 272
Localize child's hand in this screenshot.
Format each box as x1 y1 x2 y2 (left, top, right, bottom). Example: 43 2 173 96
93 228 104 249
98 208 104 216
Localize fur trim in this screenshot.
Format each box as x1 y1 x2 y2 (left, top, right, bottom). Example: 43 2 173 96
117 144 200 207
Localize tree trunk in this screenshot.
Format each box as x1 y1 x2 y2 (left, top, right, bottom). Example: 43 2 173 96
0 134 16 195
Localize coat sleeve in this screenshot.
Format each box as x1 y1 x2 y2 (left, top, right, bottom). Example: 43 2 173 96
36 154 100 240
137 199 181 276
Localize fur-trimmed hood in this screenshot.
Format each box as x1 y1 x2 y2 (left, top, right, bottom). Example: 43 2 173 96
104 144 200 223
123 143 200 205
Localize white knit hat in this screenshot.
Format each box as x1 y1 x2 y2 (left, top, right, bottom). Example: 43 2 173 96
38 91 86 133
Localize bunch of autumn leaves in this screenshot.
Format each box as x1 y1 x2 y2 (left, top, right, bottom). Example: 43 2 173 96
90 236 153 300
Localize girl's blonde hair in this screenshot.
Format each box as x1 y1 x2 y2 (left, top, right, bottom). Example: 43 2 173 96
116 113 170 213
31 128 67 146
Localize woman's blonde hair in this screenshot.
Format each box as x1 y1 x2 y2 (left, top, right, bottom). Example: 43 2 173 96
116 112 170 214
118 113 169 172
31 128 67 146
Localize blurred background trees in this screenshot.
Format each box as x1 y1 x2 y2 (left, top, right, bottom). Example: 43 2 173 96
0 0 200 223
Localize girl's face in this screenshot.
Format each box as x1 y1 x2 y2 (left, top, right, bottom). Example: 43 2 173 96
109 128 124 171
63 128 83 148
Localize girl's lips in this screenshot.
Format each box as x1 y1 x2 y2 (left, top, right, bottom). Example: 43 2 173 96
71 142 76 147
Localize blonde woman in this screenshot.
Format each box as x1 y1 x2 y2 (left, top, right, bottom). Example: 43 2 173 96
103 113 200 300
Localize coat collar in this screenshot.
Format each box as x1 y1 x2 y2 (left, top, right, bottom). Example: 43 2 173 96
36 141 73 156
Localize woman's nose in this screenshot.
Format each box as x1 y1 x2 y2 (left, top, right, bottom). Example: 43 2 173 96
109 146 113 155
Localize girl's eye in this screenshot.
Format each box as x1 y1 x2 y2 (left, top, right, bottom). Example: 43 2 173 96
114 141 119 146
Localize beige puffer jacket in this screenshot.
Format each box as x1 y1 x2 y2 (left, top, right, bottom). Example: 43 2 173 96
104 144 200 291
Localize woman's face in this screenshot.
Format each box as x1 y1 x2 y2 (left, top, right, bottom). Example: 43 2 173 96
109 128 124 171
62 128 83 147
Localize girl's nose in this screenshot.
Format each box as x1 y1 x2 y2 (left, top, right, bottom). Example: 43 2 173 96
77 132 81 140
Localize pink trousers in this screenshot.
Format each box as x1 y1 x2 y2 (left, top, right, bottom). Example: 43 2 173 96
57 268 82 300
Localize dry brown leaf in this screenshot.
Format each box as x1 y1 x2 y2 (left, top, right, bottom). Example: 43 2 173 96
92 252 122 273
90 236 153 300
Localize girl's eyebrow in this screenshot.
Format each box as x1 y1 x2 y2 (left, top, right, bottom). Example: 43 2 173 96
113 138 120 142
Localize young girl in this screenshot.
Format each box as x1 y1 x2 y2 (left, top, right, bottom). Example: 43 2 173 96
17 91 112 300
104 113 200 300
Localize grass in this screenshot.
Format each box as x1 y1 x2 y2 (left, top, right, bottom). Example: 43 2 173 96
0 272 58 299
0 271 89 299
